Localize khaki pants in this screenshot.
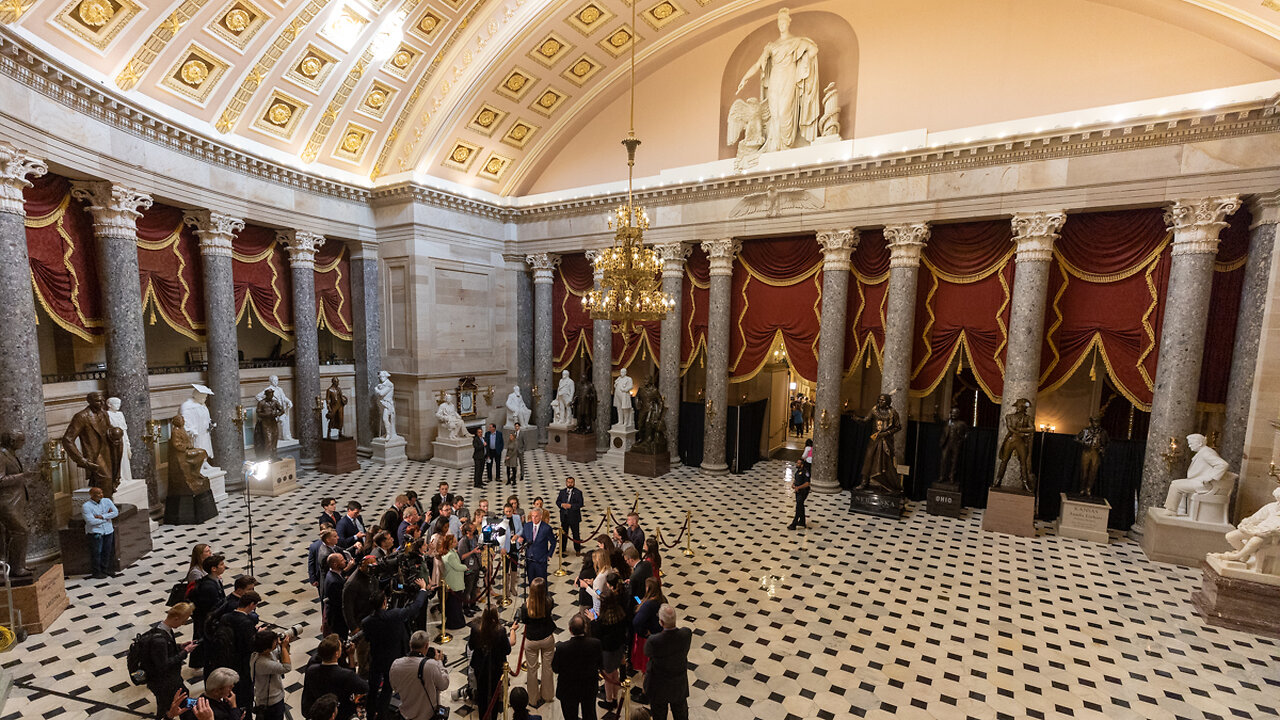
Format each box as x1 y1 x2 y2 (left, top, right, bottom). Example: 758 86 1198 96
524 634 556 704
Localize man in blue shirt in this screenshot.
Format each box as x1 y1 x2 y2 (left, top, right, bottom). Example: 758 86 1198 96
484 423 504 484
81 486 118 578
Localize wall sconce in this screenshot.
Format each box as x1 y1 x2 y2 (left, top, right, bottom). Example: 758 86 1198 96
705 398 715 422
1161 436 1181 471
434 389 448 405
819 409 831 431
482 386 495 404
1037 423 1056 433
142 419 162 448
233 404 247 431
43 439 64 471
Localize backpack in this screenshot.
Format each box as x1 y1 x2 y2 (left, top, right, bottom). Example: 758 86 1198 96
204 613 240 672
126 628 166 685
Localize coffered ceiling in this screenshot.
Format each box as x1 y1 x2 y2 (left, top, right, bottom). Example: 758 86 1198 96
2 0 1280 196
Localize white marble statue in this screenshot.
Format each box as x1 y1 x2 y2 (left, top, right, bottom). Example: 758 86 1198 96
375 371 399 440
436 393 469 442
105 396 132 484
613 369 634 431
255 374 294 442
735 8 821 153
180 384 220 474
819 81 840 138
552 370 576 427
506 385 532 427
1210 484 1280 573
726 98 766 171
1161 433 1230 516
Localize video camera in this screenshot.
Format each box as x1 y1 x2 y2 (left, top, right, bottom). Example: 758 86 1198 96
480 523 506 547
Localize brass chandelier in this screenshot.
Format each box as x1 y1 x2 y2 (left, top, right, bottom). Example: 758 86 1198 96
581 0 673 338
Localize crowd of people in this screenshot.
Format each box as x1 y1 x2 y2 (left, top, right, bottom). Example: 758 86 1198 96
131 474 693 720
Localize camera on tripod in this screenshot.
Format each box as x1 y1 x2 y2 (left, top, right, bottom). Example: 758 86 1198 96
481 523 506 547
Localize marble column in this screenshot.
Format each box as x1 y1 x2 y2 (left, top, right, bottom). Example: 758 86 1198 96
812 229 859 493
654 243 689 462
0 143 58 561
1221 193 1278 473
70 181 158 506
700 238 739 475
881 223 930 459
281 230 327 467
993 211 1067 487
510 255 535 411
527 253 559 446
586 251 612 451
350 241 383 454
1136 197 1242 530
184 211 245 486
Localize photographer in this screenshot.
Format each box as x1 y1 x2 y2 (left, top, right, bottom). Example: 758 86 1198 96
362 579 429 720
388 630 449 720
301 635 366 720
249 630 291 720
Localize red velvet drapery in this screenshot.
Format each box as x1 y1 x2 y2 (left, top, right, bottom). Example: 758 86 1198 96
552 253 595 371
314 240 353 340
729 236 823 382
232 224 293 339
911 221 1014 400
1198 208 1251 406
24 174 102 340
681 245 709 375
136 203 206 340
844 228 889 373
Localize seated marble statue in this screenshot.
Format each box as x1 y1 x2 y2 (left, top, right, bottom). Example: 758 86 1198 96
506 386 532 427
1210 484 1280 572
436 394 470 441
168 414 211 496
1161 433 1230 516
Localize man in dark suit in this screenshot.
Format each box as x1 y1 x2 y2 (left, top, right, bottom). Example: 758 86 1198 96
302 634 368 720
362 580 430 720
644 605 693 720
552 614 603 720
428 482 454 519
336 501 366 549
556 476 584 555
472 427 487 488
625 546 652 598
318 497 341 530
484 423 504 484
142 603 198 717
378 495 407 535
396 507 422 548
517 506 555 583
623 512 645 551
322 554 349 640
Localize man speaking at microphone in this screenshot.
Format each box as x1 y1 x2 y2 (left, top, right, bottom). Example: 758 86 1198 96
516 506 555 583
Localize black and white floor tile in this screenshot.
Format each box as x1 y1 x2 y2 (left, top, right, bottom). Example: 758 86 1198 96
4 450 1279 720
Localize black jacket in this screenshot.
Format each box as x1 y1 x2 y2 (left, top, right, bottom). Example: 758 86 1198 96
361 589 429 670
551 635 603 701
644 627 692 702
323 569 348 637
378 507 402 535
472 435 486 461
428 492 455 519
556 487 583 524
342 569 375 631
142 623 187 688
301 663 368 720
189 576 225 639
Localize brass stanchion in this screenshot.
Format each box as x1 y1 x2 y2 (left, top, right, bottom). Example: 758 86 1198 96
482 544 494 607
502 662 511 720
620 675 633 719
438 585 452 644
500 547 512 608
554 528 568 577
631 491 639 514
682 511 695 558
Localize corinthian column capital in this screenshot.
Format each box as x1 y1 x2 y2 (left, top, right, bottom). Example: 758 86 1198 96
279 229 327 268
70 181 153 236
184 210 245 258
1010 211 1066 263
0 142 47 216
1165 197 1242 256
815 229 859 271
701 238 740 277
527 252 560 284
652 242 691 278
885 223 931 268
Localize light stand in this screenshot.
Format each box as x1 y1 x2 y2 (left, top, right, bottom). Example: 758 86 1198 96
242 460 269 578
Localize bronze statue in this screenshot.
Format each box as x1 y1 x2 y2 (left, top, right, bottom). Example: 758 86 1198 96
168 414 210 495
254 388 284 461
574 377 597 434
856 393 902 494
1074 415 1109 496
0 431 32 579
992 398 1035 492
325 378 347 440
61 391 118 497
938 407 969 486
633 373 668 454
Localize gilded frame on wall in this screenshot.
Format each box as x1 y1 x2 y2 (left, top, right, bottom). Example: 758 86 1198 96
456 376 478 418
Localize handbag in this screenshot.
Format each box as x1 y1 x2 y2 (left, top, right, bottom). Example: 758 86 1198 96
411 656 450 720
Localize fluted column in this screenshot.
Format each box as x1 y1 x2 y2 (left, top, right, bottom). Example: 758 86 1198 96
992 211 1067 488
350 241 383 453
654 243 689 462
185 211 245 485
881 223 930 458
0 143 58 561
812 229 859 493
1136 197 1242 530
281 230 326 467
71 181 158 506
527 253 559 446
700 238 739 475
586 251 611 451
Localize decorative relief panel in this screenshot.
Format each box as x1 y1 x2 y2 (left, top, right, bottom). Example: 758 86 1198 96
332 121 374 163
441 139 480 171
466 103 507 137
411 6 446 43
319 3 368 50
159 43 231 104
285 44 339 91
358 80 395 120
495 66 536 101
55 0 140 50
641 0 684 30
382 43 420 78
500 119 538 150
529 85 567 116
117 2 208 90
476 152 512 182
209 0 269 50
561 53 600 85
528 32 572 67
597 23 640 57
566 1 612 36
251 90 309 139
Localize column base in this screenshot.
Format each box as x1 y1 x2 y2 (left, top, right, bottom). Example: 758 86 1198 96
810 479 841 494
700 462 728 476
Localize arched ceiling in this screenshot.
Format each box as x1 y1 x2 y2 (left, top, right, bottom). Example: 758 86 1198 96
2 0 1279 196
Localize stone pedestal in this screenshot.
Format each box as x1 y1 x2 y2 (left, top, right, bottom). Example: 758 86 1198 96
318 438 359 474
926 483 963 517
1139 507 1233 566
164 491 218 525
1056 494 1112 543
546 423 571 456
372 435 407 465
103 479 149 511
207 468 228 503
1191 556 1280 638
567 432 597 464
431 436 474 469
624 450 670 478
848 489 905 519
58 503 152 575
982 488 1036 537
249 458 297 497
0 564 68 634
602 426 635 468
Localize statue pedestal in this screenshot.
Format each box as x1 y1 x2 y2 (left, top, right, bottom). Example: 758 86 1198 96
318 437 359 474
982 487 1036 537
602 426 635 468
249 458 297 497
849 488 904 519
0 564 68 634
567 432 597 464
58 503 152 575
1140 507 1233 567
546 423 571 456
164 490 218 525
250 439 301 466
431 436 473 469
207 468 228 503
372 435 407 465
624 449 670 478
926 483 963 517
1056 494 1111 543
1191 556 1280 638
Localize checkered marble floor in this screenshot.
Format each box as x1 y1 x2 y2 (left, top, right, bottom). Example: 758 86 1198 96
4 450 1279 720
